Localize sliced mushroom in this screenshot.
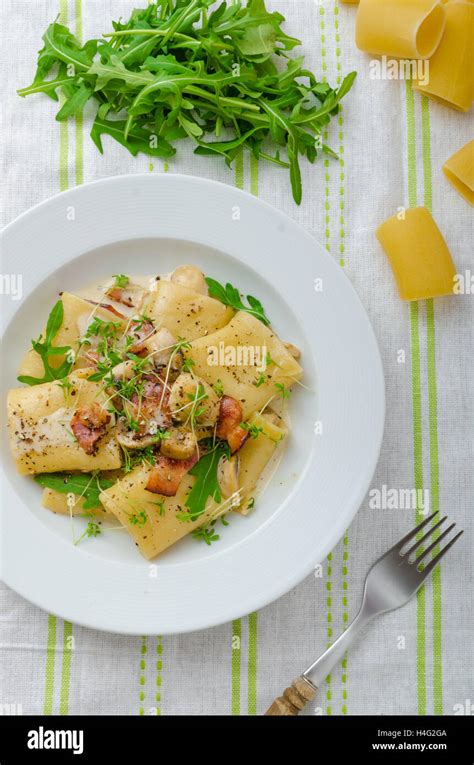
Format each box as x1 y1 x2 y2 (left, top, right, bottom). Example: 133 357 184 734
140 328 177 367
168 373 220 426
217 454 240 501
171 265 207 295
112 360 135 380
160 428 197 460
115 419 160 450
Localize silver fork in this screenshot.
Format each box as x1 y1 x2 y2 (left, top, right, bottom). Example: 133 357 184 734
265 512 463 715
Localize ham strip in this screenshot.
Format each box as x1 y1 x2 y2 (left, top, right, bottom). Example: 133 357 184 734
146 452 199 496
216 396 249 453
70 403 110 455
106 287 135 307
85 299 126 320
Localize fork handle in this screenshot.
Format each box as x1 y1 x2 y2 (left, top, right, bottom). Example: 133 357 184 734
265 676 317 716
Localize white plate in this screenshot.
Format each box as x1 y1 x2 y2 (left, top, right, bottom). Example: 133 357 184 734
0 174 384 635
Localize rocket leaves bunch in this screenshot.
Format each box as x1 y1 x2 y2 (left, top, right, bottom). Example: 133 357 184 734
18 0 356 204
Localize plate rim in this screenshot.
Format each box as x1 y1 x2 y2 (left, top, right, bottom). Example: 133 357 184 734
0 173 385 634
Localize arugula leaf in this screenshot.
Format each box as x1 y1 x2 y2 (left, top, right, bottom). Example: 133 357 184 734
17 64 73 101
40 23 98 73
34 472 114 510
90 115 176 158
184 442 230 522
17 300 74 386
88 56 154 91
56 80 94 121
205 277 270 325
17 1 356 204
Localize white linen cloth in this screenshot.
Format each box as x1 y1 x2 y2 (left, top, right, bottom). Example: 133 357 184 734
1 0 472 716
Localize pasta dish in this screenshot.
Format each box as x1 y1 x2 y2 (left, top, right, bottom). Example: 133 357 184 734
7 265 303 558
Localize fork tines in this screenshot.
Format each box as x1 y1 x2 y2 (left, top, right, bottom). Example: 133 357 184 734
397 512 464 577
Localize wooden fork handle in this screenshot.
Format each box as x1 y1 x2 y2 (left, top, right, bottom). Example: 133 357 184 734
264 676 317 716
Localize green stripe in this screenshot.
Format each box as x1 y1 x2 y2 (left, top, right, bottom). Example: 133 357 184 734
59 621 73 715
139 636 147 715
405 79 427 716
59 0 69 193
319 7 331 255
319 7 333 717
405 81 417 207
421 96 443 715
332 0 349 714
409 303 424 509
249 151 259 197
75 112 84 186
246 150 259 716
155 636 163 715
325 553 333 715
421 98 433 213
231 620 242 715
43 615 57 715
56 0 82 718
410 300 427 716
341 533 349 714
247 613 258 715
44 0 69 716
74 0 83 43
427 299 443 715
333 0 345 268
231 149 244 715
234 148 244 191
59 119 69 192
75 0 84 185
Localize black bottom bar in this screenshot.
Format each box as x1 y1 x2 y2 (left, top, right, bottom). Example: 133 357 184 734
0 714 471 762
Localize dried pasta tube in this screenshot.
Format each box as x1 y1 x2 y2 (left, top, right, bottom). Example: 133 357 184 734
413 2 474 110
443 140 474 205
376 207 457 301
356 0 446 59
